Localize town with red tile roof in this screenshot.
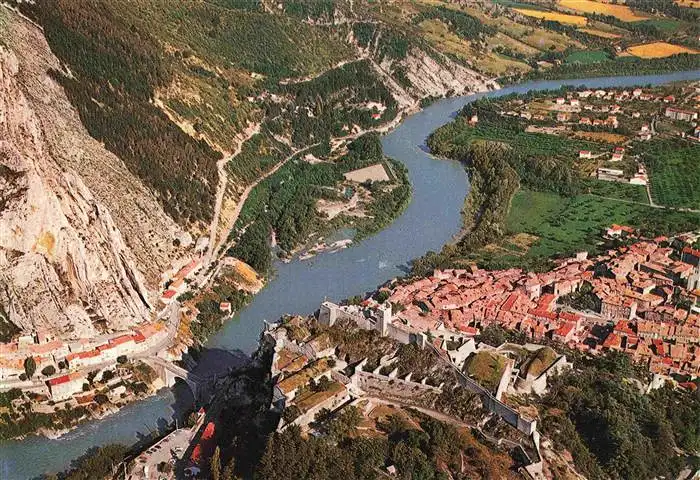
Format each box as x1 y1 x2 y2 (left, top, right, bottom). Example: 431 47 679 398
383 227 700 379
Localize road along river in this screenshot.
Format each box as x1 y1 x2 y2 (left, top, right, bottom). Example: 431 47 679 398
2 69 700 479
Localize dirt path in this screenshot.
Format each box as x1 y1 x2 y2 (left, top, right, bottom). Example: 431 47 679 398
205 141 321 272
205 123 261 264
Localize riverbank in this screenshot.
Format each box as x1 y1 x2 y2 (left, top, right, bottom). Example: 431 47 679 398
0 359 166 444
418 75 700 275
3 69 700 480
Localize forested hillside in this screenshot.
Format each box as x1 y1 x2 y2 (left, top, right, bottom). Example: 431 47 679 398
9 0 699 236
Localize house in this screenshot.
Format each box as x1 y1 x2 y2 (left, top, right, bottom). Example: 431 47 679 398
552 322 577 343
219 302 232 314
597 167 624 181
665 107 698 122
469 114 479 124
556 112 570 122
579 150 593 159
65 349 102 369
579 117 592 125
663 95 676 103
555 97 566 105
606 224 635 238
630 174 647 185
633 88 642 97
611 152 624 162
570 99 580 107
160 289 177 304
47 372 86 401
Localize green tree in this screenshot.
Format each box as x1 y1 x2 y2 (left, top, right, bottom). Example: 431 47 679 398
24 357 36 379
41 365 56 377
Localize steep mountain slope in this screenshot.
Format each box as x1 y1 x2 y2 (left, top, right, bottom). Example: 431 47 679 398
1 0 697 340
0 13 184 337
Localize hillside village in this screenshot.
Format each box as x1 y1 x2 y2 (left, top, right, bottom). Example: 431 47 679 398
337 228 700 380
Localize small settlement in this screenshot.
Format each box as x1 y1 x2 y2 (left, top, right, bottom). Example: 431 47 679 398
489 83 700 188
384 229 700 379
0 255 205 435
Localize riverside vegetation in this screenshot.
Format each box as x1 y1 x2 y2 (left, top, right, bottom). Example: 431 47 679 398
418 89 700 275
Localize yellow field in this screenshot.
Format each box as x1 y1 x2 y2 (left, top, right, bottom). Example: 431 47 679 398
578 27 621 39
627 42 699 58
558 0 648 21
675 0 700 7
514 8 588 26
476 52 532 76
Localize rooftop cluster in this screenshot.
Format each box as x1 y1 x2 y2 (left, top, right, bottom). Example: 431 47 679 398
387 229 700 379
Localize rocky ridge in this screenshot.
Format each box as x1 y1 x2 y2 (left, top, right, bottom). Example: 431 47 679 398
0 13 184 338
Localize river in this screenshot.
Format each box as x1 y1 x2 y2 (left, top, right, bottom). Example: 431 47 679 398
2 69 700 479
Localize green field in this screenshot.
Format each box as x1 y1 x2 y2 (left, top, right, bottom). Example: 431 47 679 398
581 179 649 204
634 18 684 33
642 140 700 209
490 0 549 10
565 50 611 64
506 189 700 259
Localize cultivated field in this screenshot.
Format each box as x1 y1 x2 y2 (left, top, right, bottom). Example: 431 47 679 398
488 32 541 57
419 19 531 75
558 0 648 21
626 42 699 58
581 179 649 204
578 27 621 39
506 190 699 259
572 131 627 143
514 8 588 25
675 0 700 7
565 49 611 64
643 141 700 209
343 163 390 183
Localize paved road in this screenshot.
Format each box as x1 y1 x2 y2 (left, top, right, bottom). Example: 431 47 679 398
0 302 182 393
128 427 194 480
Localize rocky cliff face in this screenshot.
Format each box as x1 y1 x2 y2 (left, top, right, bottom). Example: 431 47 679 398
0 14 183 338
397 48 498 99
357 32 498 111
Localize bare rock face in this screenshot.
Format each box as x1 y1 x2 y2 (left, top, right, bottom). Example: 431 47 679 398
0 44 153 338
398 48 498 98
4 15 181 287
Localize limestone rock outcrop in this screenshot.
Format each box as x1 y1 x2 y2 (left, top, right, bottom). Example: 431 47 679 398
0 14 184 339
